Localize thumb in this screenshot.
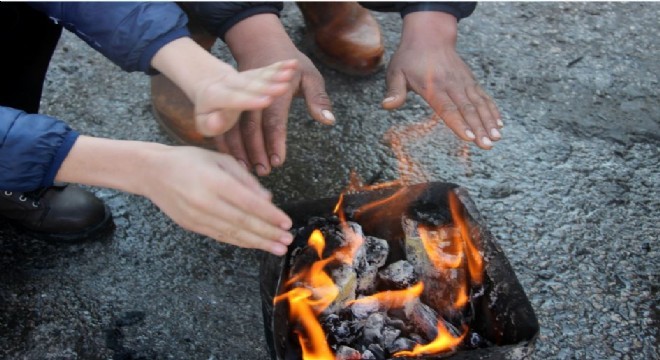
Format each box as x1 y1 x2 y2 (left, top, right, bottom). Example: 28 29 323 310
197 110 240 137
382 69 407 110
301 72 335 125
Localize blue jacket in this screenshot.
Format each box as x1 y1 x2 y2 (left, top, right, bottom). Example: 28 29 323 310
0 2 476 192
1 2 190 191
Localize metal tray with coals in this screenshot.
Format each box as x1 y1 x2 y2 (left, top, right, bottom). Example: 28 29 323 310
260 182 539 360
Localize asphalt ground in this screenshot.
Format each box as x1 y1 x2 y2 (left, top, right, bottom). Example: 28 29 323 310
0 3 658 360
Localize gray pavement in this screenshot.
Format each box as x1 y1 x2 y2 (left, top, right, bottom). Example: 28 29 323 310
1 3 658 360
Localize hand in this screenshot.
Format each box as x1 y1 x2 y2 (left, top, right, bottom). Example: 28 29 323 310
193 59 301 138
382 12 502 150
150 37 299 139
142 146 294 255
219 14 334 176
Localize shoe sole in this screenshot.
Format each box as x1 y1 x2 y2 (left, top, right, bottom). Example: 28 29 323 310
7 204 116 244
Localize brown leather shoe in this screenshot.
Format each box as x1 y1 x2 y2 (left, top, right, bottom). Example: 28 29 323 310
150 23 217 148
297 2 385 76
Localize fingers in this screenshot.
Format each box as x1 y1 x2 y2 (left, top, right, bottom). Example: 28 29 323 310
148 147 292 256
213 161 292 232
240 111 271 176
195 60 300 137
426 86 502 150
214 152 268 197
262 96 293 170
239 59 299 98
382 69 408 110
476 86 503 128
300 70 335 125
214 122 250 168
186 198 292 256
466 85 501 141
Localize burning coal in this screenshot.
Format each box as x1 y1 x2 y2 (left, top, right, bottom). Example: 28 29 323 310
273 187 489 359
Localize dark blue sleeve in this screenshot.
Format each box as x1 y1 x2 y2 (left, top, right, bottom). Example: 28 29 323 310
181 2 284 40
28 2 191 74
359 2 477 20
0 107 79 192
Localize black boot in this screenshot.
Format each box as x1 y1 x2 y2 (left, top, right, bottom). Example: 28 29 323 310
0 183 114 243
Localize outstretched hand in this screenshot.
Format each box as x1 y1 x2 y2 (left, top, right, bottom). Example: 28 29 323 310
142 146 294 255
218 14 334 176
193 59 300 137
150 37 300 141
382 12 502 149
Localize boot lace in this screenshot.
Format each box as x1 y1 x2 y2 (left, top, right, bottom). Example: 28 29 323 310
3 187 49 208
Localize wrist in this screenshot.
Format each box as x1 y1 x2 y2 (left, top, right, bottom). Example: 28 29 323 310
225 13 297 61
401 11 458 47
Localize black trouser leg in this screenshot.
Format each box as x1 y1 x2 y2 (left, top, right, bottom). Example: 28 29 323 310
0 3 62 114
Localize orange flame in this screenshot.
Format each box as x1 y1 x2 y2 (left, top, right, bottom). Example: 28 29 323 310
275 231 339 360
418 225 463 270
308 229 325 259
347 282 424 309
277 287 335 360
394 322 467 357
454 281 469 309
449 191 483 284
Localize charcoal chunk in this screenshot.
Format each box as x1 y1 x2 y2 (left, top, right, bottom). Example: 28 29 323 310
363 313 385 344
350 298 380 319
382 326 401 351
361 350 376 359
322 313 360 346
355 236 389 294
403 299 440 341
336 345 361 360
324 263 357 315
377 260 418 290
385 317 407 332
367 344 386 360
403 217 467 317
387 337 417 354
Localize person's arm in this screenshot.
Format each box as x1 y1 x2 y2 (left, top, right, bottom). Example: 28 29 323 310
361 3 502 149
184 3 334 176
54 136 293 255
150 36 299 136
222 13 333 176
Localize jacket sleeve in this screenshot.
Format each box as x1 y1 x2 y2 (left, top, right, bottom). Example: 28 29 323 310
180 2 284 40
27 2 191 74
0 107 79 192
359 2 477 20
